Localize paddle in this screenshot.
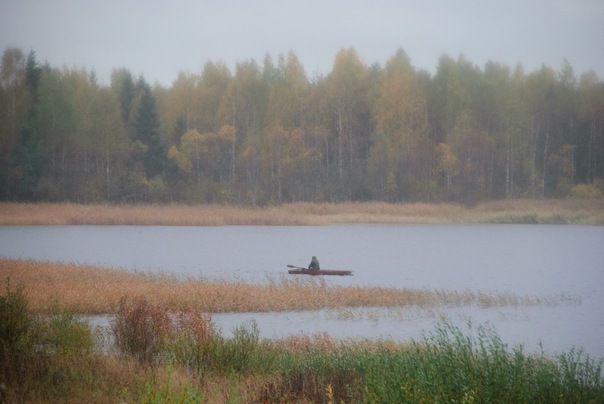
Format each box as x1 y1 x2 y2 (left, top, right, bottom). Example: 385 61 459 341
287 264 306 270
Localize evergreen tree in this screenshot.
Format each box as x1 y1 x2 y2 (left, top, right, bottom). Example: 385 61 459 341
25 51 42 103
115 69 136 138
134 80 164 178
11 51 45 200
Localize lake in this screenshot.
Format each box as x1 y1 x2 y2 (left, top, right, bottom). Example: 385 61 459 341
1 224 603 358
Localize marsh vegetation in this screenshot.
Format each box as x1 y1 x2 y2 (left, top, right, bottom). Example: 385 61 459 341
0 259 575 315
1 199 602 401
2 276 603 402
1 198 603 226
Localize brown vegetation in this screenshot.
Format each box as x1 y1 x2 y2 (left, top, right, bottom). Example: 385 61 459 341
471 198 604 224
1 199 603 226
2 262 600 402
0 259 572 315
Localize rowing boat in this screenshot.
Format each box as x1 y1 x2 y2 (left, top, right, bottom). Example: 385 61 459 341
288 269 353 276
287 265 353 276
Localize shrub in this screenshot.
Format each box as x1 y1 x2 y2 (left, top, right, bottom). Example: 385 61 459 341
557 347 604 400
43 306 96 357
111 297 172 364
0 278 45 386
138 362 205 403
112 297 225 372
259 339 364 403
221 320 260 373
569 183 603 198
0 278 99 401
164 310 220 375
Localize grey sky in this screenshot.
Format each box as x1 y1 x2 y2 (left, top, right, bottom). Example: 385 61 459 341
1 0 603 86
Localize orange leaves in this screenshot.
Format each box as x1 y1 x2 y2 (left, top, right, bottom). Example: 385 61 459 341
436 143 457 174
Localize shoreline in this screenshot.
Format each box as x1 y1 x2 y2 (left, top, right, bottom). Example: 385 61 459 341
1 199 603 226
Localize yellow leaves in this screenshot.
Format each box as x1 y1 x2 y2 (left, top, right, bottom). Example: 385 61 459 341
265 125 312 178
167 145 179 160
376 51 428 141
436 143 457 173
326 383 334 404
331 47 366 87
168 129 209 175
218 125 236 142
180 129 207 155
168 145 191 173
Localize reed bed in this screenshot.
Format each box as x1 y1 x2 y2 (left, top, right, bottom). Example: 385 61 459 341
472 198 604 224
1 198 602 226
0 259 574 315
2 270 602 402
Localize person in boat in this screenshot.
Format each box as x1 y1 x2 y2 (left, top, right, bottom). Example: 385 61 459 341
308 256 320 270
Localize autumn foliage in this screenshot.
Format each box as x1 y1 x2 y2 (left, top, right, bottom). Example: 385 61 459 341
1 47 603 205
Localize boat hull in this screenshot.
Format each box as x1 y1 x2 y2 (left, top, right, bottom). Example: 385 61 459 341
288 269 353 276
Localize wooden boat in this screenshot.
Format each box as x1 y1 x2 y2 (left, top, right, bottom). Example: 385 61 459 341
287 265 353 276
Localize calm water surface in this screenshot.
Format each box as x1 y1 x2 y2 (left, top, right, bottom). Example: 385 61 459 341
1 224 602 357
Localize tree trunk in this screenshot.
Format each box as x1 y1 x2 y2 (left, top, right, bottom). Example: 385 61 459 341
541 126 550 198
337 106 343 184
588 110 595 183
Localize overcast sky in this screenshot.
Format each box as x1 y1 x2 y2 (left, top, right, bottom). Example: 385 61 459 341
1 0 603 86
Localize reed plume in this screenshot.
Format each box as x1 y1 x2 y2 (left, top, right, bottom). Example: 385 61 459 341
0 259 573 315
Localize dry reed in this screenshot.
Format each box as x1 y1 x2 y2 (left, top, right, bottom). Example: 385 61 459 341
471 198 604 224
2 199 602 226
0 259 572 315
271 332 411 356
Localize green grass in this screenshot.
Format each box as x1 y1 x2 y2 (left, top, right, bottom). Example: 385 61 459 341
362 321 604 403
2 279 603 402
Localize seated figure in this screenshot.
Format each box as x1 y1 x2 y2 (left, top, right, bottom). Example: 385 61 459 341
308 256 320 270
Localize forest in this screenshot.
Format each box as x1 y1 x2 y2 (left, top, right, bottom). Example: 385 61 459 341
1 47 603 205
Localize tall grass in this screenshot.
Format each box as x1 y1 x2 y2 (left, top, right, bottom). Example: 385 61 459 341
472 198 604 224
3 280 603 402
0 259 572 315
361 320 604 403
110 297 603 403
2 199 602 225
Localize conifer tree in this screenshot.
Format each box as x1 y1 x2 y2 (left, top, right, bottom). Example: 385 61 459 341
134 80 164 178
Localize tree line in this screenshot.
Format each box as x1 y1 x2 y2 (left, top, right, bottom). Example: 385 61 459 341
1 47 603 205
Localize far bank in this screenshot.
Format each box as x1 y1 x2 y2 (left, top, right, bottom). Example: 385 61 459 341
0 199 603 226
